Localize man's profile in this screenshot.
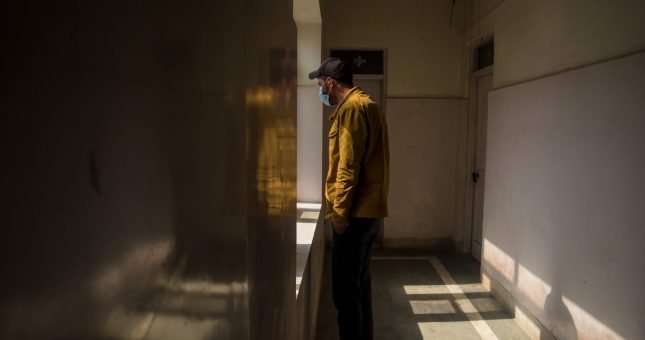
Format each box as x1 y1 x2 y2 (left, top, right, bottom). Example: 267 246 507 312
309 57 390 340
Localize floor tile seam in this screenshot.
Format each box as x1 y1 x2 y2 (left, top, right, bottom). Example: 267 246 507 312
429 256 500 340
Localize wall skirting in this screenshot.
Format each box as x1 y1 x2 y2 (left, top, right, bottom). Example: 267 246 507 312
482 268 556 340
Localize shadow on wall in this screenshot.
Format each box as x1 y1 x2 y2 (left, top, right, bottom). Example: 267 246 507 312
483 238 581 340
543 288 577 340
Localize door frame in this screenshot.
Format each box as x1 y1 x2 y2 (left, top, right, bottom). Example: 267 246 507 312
324 47 388 115
352 75 386 248
463 65 493 259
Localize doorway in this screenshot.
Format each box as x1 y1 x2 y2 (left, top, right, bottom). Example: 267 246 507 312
469 70 492 262
353 76 385 248
464 36 494 262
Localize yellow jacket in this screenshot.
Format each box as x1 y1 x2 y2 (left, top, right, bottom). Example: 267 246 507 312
326 87 389 226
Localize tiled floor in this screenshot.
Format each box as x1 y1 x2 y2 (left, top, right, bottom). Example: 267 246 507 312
315 249 531 340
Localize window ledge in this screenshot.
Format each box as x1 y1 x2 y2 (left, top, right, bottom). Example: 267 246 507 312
296 202 322 296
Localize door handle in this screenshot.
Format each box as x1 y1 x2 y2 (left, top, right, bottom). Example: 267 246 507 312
472 170 480 183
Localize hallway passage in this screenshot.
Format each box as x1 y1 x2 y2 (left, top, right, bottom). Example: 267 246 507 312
315 250 531 340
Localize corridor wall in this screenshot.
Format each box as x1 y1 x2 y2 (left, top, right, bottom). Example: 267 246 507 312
0 1 297 339
321 0 469 249
485 50 645 340
468 1 645 339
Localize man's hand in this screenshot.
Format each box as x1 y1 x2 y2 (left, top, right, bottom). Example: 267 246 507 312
333 221 348 235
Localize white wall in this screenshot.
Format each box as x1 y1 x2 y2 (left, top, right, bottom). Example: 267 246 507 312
493 0 645 88
473 1 645 338
484 50 645 340
296 22 323 203
296 23 322 86
386 98 467 247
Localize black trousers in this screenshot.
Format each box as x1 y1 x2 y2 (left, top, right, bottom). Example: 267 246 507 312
332 217 380 340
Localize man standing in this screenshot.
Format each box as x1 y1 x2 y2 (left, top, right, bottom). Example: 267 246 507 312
309 58 389 340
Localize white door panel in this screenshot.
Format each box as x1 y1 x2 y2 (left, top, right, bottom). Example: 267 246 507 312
472 73 493 262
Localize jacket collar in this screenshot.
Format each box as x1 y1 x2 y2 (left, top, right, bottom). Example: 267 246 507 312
329 87 360 121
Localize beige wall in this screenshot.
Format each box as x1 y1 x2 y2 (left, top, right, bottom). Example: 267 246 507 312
296 22 324 203
323 0 465 97
322 0 470 248
485 50 645 340
464 0 505 29
386 98 467 247
464 0 645 88
466 1 645 338
297 23 323 86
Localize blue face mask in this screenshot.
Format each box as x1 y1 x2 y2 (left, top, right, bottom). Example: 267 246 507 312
319 79 333 106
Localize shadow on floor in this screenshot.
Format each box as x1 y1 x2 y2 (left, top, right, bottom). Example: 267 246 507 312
315 248 531 340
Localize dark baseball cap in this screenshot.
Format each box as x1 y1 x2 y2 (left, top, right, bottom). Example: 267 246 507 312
308 57 353 84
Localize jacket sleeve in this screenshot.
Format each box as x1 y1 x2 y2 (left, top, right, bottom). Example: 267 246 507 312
332 104 369 226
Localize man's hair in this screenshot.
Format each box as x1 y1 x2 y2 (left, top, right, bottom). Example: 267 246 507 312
334 78 354 88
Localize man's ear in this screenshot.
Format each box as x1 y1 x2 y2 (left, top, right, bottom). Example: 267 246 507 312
328 78 337 90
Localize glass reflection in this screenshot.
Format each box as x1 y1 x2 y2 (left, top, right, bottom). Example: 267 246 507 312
247 62 297 216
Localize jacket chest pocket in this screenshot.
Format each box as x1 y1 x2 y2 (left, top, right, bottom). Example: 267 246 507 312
328 123 339 157
328 122 339 138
